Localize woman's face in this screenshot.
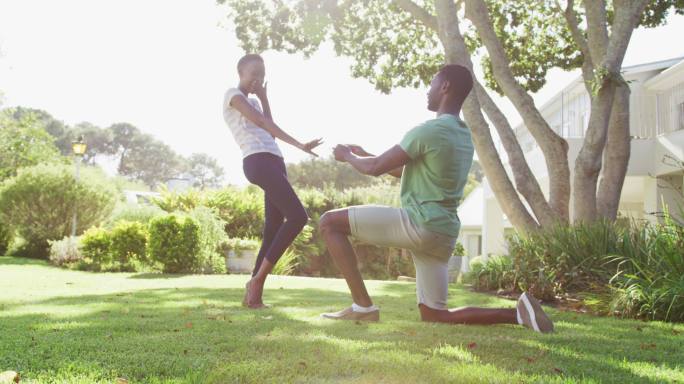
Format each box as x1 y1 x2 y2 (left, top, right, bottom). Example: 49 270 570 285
239 60 266 94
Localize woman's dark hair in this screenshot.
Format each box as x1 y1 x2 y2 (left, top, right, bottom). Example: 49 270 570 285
237 54 264 73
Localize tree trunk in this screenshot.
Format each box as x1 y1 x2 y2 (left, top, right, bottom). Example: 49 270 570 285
465 0 571 221
573 0 649 222
475 82 560 227
597 82 631 220
433 0 539 231
573 80 615 222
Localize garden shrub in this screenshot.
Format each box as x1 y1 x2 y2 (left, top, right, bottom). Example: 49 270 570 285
48 236 82 266
109 221 148 271
187 207 229 274
463 255 515 292
79 227 112 270
608 215 684 321
148 214 200 273
204 186 264 239
0 163 118 258
106 203 165 228
0 219 11 255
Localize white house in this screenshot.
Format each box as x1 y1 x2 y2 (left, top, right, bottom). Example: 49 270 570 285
460 56 684 259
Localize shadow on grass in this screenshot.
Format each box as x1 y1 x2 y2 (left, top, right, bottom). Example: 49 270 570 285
127 272 188 280
1 285 682 383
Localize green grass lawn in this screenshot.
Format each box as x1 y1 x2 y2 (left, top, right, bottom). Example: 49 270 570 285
1 256 683 384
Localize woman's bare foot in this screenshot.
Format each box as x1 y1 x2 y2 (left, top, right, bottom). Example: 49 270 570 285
245 278 267 309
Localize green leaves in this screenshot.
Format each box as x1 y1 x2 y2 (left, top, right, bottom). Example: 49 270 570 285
0 109 63 181
148 214 201 273
0 164 118 258
478 0 582 94
223 0 443 93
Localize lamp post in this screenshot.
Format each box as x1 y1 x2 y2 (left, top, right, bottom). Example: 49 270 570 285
71 136 87 238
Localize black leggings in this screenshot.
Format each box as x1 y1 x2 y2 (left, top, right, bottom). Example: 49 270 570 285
243 152 308 276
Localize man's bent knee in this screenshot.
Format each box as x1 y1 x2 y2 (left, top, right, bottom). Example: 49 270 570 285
319 209 350 235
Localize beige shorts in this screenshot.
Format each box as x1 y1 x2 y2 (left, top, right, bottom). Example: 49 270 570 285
348 205 457 310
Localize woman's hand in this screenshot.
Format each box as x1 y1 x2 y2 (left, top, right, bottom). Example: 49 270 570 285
301 138 323 157
253 81 268 100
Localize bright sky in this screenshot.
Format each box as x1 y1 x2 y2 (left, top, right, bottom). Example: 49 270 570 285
1 0 683 185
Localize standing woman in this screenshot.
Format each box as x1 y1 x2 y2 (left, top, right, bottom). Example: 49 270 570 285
223 54 322 308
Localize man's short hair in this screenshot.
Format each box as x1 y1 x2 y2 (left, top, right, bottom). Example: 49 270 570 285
237 54 264 72
438 65 473 105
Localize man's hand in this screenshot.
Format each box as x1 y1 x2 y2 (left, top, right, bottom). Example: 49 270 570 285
333 144 352 162
346 144 373 157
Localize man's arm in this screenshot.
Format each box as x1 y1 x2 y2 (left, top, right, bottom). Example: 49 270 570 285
346 145 404 178
334 144 410 177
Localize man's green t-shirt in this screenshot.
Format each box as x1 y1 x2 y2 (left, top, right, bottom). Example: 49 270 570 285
399 114 474 238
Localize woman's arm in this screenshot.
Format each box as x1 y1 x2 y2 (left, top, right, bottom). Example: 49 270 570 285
229 94 320 156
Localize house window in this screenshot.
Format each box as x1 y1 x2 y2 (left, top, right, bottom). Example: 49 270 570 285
467 234 482 258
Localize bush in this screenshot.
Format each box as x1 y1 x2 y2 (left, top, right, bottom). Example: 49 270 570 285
608 216 684 321
80 227 112 270
0 163 118 258
109 221 147 271
106 203 165 228
148 214 200 273
504 216 684 319
272 250 299 276
505 220 626 301
204 186 264 239
463 255 515 292
187 207 229 274
0 219 11 255
48 236 82 266
268 225 320 276
152 186 203 212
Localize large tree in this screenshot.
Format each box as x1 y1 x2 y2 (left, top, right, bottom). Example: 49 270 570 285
186 153 226 189
118 133 184 188
0 109 63 181
221 0 683 230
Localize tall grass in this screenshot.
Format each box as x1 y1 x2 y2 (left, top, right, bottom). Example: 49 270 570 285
608 215 684 321
502 215 684 321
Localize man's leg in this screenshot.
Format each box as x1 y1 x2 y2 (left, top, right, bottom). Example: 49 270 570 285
412 253 553 332
419 305 517 325
319 208 373 307
412 251 522 326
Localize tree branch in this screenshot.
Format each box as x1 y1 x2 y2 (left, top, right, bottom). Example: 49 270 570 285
605 0 650 71
392 0 438 31
584 0 609 65
559 0 594 80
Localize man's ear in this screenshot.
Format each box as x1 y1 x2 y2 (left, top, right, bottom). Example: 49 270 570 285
441 80 450 94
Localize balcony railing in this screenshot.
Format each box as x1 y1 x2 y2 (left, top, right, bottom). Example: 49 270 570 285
656 82 684 136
